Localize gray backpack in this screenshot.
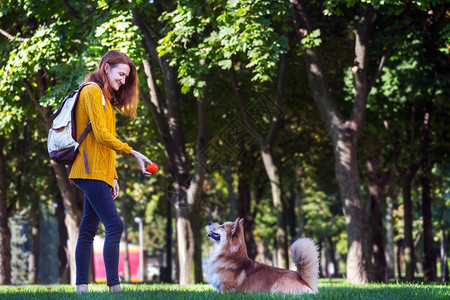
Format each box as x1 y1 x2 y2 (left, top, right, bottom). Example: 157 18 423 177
47 82 105 173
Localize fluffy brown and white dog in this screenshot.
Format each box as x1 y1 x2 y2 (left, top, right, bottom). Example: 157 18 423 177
206 218 319 294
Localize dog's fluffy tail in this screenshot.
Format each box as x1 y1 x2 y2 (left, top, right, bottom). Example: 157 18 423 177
291 238 319 293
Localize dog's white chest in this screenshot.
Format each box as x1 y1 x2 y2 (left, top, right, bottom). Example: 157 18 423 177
206 246 223 290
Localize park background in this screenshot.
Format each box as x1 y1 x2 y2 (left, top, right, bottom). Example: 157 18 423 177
0 0 449 289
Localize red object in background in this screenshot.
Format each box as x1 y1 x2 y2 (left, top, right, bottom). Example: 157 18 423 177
94 247 142 283
146 162 158 174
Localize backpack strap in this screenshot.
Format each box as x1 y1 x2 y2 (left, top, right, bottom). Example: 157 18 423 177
77 121 92 174
81 82 106 110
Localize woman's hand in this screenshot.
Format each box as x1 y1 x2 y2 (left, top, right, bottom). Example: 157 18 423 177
112 179 119 200
130 149 153 175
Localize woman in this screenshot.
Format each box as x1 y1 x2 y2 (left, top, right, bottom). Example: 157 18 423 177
69 50 152 293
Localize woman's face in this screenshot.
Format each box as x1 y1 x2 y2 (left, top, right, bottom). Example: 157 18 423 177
105 63 130 91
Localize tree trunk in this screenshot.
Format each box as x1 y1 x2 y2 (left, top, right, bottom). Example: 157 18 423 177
56 195 69 283
50 162 83 285
419 99 435 282
135 10 209 281
401 97 431 282
369 186 387 283
335 133 371 283
385 196 395 279
0 138 11 284
224 166 237 220
291 1 379 283
160 191 173 283
175 200 195 284
440 226 447 281
402 170 415 282
173 177 204 284
261 148 288 268
237 147 256 260
396 241 403 279
324 237 331 278
421 161 435 282
295 192 304 237
65 212 80 284
366 149 390 282
28 196 40 284
286 190 297 243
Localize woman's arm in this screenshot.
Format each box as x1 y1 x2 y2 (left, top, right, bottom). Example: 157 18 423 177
130 149 153 175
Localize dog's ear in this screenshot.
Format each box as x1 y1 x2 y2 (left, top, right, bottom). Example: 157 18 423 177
239 218 244 228
231 218 240 235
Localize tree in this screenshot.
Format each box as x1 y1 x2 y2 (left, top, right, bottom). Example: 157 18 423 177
290 0 447 283
0 137 12 284
133 1 210 283
157 0 293 269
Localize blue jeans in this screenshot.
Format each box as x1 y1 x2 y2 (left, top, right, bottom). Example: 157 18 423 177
74 179 123 286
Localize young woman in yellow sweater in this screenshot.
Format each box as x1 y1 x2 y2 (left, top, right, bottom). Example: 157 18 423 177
69 50 152 293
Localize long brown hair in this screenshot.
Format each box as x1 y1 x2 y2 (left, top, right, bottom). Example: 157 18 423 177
82 50 138 118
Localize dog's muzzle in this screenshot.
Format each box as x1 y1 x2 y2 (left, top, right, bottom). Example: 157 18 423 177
207 231 220 241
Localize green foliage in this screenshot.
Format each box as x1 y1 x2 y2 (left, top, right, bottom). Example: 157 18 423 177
158 0 290 96
89 5 146 66
439 24 450 55
301 29 322 49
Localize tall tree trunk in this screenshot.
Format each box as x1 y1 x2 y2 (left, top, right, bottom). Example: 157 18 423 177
161 190 173 283
56 194 69 283
385 195 395 279
237 147 257 260
366 149 391 282
135 10 208 283
175 195 195 284
261 148 288 268
419 100 435 282
421 161 435 281
400 98 431 282
28 196 40 284
387 101 419 283
396 241 403 279
440 226 447 281
0 137 12 284
335 134 372 283
295 192 304 237
402 169 416 282
291 1 382 283
421 6 440 281
224 166 237 220
50 163 83 285
286 188 297 243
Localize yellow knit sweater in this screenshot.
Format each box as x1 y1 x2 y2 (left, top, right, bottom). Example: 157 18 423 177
69 84 132 187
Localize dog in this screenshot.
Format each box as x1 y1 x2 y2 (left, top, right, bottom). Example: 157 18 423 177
206 218 319 294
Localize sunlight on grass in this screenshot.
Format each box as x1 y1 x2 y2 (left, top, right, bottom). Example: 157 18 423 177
0 280 448 299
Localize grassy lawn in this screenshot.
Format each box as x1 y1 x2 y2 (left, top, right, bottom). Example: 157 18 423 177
0 279 448 299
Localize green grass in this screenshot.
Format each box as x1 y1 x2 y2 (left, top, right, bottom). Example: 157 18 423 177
0 279 448 299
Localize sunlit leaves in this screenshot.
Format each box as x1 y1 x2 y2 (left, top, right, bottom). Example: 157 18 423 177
300 29 322 50
157 0 290 96
92 11 146 64
439 24 450 55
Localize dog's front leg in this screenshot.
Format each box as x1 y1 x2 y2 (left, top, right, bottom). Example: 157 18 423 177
220 281 237 293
